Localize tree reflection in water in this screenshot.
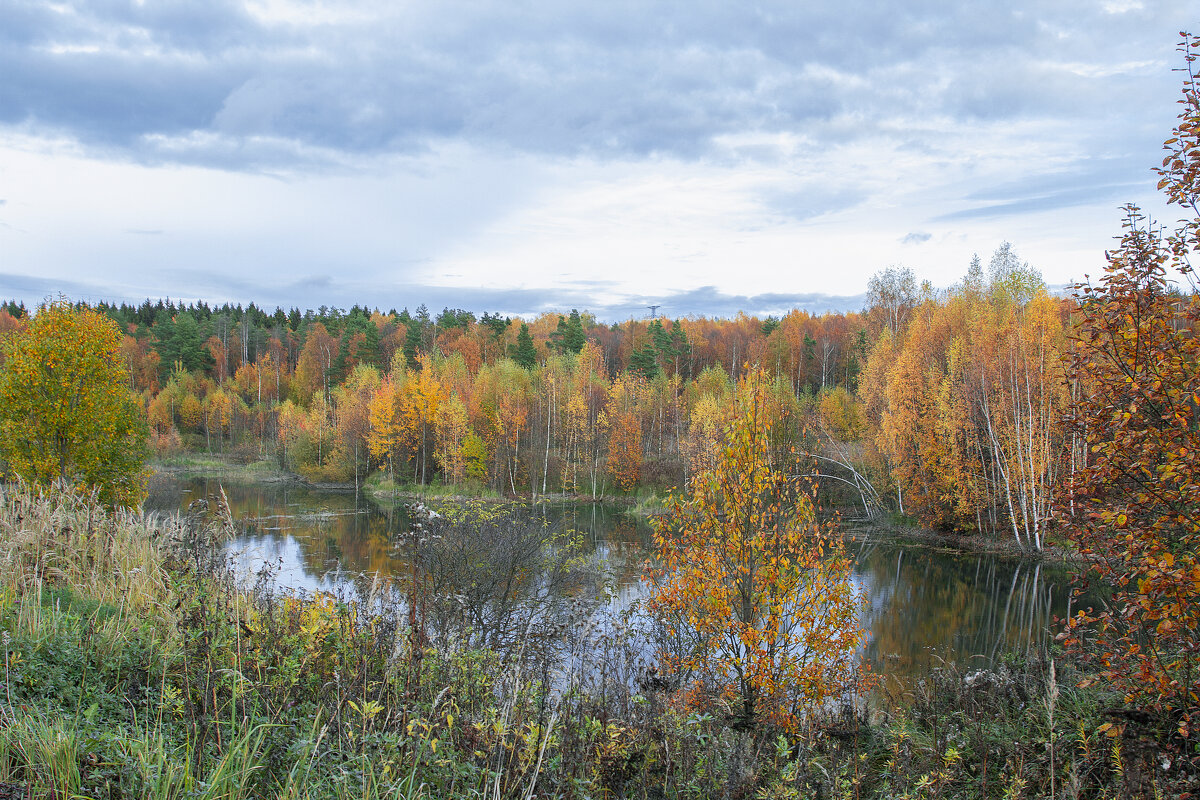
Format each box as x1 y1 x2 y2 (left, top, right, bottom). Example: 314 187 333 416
852 540 1098 693
151 477 1094 689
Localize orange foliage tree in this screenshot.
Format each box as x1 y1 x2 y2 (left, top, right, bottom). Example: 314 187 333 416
606 410 642 492
865 265 1070 545
876 301 958 526
434 394 470 484
606 374 644 492
645 371 864 732
958 289 1068 549
1060 212 1200 742
293 322 337 404
367 379 402 480
120 329 161 393
1060 34 1200 746
400 354 445 484
332 364 380 484
0 300 148 507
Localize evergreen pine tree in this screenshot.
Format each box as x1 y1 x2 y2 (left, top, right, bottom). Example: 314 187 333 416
515 323 537 369
563 309 586 354
649 319 672 370
669 319 690 377
550 315 569 352
629 342 659 379
334 309 380 377
403 319 423 370
153 310 212 377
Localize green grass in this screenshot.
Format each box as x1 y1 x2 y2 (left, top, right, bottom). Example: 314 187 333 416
0 481 1183 799
625 487 668 517
364 473 505 506
152 453 289 481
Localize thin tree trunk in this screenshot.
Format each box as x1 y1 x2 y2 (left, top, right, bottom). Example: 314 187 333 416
541 377 553 497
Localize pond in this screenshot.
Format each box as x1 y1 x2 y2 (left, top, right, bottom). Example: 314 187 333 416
146 474 1090 692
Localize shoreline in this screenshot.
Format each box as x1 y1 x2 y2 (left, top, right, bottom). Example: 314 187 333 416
0 484 1147 798
149 454 1077 561
149 454 658 511
841 518 1080 564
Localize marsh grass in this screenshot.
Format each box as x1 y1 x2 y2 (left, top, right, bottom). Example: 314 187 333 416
624 487 667 517
791 655 1147 800
0 482 677 799
153 453 287 482
0 481 1176 799
365 474 506 506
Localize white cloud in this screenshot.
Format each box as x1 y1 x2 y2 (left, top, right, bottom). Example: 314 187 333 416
0 0 1193 315
1101 0 1144 13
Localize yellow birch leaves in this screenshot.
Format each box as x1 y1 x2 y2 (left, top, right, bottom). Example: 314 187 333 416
645 370 864 733
0 300 148 507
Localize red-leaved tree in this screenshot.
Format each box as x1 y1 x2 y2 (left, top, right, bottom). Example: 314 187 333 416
1059 34 1200 748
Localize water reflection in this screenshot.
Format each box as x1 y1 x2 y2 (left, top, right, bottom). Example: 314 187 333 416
147 476 1092 688
850 540 1090 692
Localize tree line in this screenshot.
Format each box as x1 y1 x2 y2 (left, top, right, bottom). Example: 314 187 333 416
0 248 1091 534
0 293 873 486
5 231 1195 554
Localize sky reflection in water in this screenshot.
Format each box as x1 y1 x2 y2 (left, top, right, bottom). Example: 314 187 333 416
148 475 1092 689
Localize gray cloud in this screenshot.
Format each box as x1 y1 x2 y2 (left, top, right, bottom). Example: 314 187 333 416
766 186 866 222
644 286 865 319
1 1 1190 170
932 159 1157 221
0 270 865 322
3 1 1193 312
936 184 1144 222
964 162 1148 204
0 271 109 304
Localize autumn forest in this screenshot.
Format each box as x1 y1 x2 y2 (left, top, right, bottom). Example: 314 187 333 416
0 241 1083 551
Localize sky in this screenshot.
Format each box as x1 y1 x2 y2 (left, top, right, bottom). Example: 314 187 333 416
0 0 1195 321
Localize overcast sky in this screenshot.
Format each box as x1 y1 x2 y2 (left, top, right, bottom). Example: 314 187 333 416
0 0 1194 320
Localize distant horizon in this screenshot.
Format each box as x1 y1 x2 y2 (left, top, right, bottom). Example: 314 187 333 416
2 284 868 324
2 276 1095 325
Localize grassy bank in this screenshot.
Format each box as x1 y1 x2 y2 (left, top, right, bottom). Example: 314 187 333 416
841 513 1082 564
3 482 1192 798
362 473 506 507
152 453 657 510
152 452 294 482
362 472 666 517
150 454 1076 563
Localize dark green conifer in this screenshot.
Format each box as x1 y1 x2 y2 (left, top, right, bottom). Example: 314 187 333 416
334 309 380 377
403 318 423 370
563 309 586 354
515 323 537 369
629 342 659 379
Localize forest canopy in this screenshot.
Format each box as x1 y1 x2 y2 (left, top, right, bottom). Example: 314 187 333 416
0 242 1076 544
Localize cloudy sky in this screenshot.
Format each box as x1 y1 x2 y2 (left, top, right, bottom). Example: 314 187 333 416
0 0 1194 320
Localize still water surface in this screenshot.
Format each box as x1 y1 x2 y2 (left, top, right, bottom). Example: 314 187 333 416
147 475 1087 691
